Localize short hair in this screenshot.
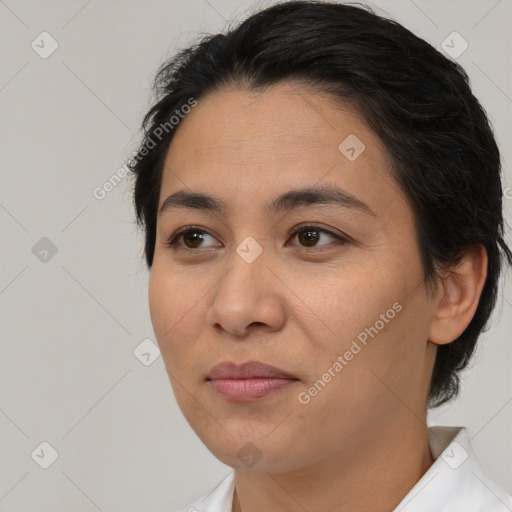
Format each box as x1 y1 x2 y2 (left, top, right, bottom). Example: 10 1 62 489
129 0 512 408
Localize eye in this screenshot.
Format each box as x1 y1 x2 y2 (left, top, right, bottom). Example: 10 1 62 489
164 226 219 250
164 224 348 252
288 224 347 249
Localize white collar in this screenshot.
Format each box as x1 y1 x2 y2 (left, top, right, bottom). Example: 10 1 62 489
181 425 512 512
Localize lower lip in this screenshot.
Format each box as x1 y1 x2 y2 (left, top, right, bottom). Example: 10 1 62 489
208 378 298 401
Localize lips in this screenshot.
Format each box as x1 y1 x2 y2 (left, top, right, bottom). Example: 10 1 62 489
206 361 299 401
207 360 298 380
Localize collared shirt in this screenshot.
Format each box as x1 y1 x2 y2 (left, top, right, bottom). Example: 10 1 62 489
176 425 512 512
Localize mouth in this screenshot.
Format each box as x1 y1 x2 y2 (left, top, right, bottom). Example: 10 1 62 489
206 360 300 402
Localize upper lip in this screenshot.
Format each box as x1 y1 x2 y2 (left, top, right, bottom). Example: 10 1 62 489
207 361 299 380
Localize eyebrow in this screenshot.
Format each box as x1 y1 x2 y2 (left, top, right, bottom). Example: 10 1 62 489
158 184 376 217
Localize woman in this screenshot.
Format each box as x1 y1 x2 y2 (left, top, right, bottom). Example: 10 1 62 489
129 1 512 510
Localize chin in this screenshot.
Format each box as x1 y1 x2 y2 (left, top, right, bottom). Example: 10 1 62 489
197 430 305 474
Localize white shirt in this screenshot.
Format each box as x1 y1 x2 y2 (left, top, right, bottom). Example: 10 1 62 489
176 425 512 512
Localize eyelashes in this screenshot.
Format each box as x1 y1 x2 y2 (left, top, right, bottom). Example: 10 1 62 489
163 224 349 252
164 225 216 250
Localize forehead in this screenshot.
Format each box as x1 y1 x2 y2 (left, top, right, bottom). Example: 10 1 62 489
160 81 403 220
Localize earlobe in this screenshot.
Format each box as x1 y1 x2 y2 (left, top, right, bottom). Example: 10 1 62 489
428 244 488 345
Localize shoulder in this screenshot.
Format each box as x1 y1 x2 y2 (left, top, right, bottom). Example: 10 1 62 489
395 425 512 512
173 471 235 512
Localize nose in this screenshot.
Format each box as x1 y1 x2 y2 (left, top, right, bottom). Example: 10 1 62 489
205 248 286 338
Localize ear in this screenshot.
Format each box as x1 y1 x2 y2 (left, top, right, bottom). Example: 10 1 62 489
428 244 488 345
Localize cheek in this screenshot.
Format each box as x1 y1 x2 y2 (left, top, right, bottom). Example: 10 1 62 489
298 266 428 409
148 267 174 341
291 307 426 457
148 265 202 370
330 285 432 417
299 265 401 352
148 268 207 417
149 260 201 335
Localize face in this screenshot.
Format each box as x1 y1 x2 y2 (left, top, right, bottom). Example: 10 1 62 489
148 81 439 473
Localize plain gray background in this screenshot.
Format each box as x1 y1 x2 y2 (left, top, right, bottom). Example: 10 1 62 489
0 0 511 510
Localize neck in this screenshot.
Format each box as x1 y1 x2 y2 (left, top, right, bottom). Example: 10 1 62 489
231 414 434 512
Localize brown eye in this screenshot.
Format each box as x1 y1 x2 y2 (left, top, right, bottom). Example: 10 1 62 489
289 225 346 248
182 230 206 248
165 227 219 250
297 229 321 247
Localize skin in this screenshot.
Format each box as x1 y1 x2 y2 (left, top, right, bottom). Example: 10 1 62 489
148 81 488 512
